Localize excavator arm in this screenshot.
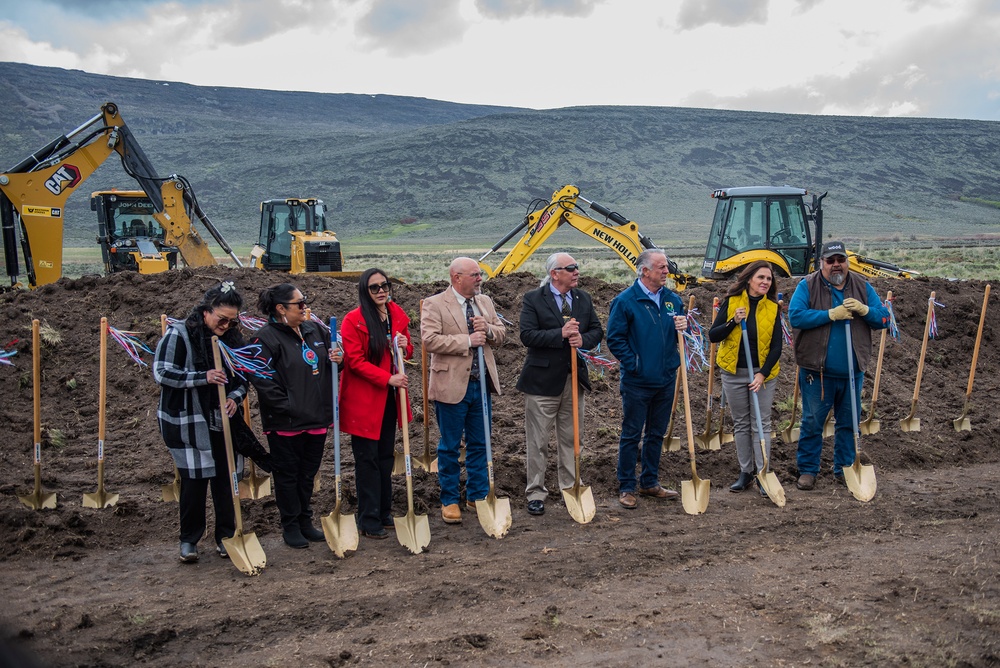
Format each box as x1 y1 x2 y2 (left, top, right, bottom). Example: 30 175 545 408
478 185 697 289
0 101 240 288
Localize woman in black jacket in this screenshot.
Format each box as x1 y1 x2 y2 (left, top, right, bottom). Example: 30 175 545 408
249 283 341 548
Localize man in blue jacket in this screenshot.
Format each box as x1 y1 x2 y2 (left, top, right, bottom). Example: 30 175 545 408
789 240 889 490
607 249 687 509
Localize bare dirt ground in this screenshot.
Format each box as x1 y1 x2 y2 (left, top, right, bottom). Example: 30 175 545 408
1 267 999 667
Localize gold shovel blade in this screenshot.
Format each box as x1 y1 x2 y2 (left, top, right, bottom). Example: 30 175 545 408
953 415 971 432
392 452 406 476
695 433 721 451
160 481 180 503
681 477 710 515
860 419 881 436
899 416 921 432
222 531 267 576
780 425 800 443
394 511 431 554
239 474 272 500
476 495 512 539
18 490 57 510
413 454 439 473
321 512 359 558
82 491 119 509
756 472 786 507
561 484 596 524
665 436 682 452
842 462 877 502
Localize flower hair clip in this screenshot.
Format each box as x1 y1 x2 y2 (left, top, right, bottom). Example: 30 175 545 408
220 281 235 293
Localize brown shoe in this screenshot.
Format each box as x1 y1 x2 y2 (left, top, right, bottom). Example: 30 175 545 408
465 500 478 514
796 474 816 491
441 504 462 524
618 492 638 509
638 485 680 500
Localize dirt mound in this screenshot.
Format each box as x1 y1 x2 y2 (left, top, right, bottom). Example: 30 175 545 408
2 267 998 666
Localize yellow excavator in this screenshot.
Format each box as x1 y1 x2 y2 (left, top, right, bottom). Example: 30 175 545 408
702 186 915 280
478 184 698 289
248 197 361 279
0 102 242 288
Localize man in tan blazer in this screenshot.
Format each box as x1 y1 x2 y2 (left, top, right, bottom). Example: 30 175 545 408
421 257 506 524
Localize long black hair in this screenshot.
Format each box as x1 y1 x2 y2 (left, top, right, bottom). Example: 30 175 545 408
725 260 778 302
186 281 244 346
257 283 299 319
358 268 391 365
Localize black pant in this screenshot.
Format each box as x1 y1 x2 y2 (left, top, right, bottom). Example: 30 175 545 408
266 431 326 532
179 430 236 545
351 392 398 534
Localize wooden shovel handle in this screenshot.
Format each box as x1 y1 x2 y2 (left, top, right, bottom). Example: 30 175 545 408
98 317 107 448
677 330 698 474
911 291 936 404
32 319 41 447
869 290 891 405
964 284 990 398
571 348 581 457
211 337 244 529
420 300 430 441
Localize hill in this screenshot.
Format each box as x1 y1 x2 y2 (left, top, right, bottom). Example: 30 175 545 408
1 61 998 252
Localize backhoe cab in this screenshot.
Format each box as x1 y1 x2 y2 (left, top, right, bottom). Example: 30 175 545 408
702 186 914 280
92 190 177 275
249 198 361 279
479 184 697 290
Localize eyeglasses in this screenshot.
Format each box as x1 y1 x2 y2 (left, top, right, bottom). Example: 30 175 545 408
281 300 308 310
213 313 238 328
458 271 483 279
368 281 391 294
823 256 848 265
554 264 580 273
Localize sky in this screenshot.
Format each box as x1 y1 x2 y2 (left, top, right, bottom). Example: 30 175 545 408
1 0 998 121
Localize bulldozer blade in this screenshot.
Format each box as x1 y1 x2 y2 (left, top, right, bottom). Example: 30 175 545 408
222 530 267 576
394 511 431 555
82 490 119 509
860 418 881 436
681 476 710 516
18 489 57 511
322 511 359 558
392 452 406 476
756 471 786 507
239 474 272 500
842 461 877 502
561 483 596 525
476 493 512 539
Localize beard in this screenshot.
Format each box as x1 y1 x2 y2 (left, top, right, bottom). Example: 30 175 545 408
828 272 845 286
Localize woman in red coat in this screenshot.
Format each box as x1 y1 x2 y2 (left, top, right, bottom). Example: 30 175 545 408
339 268 413 539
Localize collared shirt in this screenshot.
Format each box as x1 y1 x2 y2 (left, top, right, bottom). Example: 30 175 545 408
549 285 572 313
637 279 662 309
451 286 481 347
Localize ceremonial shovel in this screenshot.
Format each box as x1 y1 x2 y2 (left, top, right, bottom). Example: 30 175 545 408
739 320 784 507
561 350 596 524
679 330 710 515
392 339 431 554
842 320 877 502
82 317 119 509
474 343 512 538
18 320 57 511
321 316 359 558
159 314 182 503
954 284 990 432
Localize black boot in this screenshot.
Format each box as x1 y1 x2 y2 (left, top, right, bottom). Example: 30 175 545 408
729 471 755 493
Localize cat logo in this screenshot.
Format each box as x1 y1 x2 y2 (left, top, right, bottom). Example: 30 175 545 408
22 206 62 218
43 164 82 195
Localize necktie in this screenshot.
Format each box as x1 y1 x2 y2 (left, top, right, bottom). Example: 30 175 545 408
466 299 480 380
560 293 572 320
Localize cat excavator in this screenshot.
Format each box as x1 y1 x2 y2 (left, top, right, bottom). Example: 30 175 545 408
478 184 698 289
701 186 915 280
0 101 242 288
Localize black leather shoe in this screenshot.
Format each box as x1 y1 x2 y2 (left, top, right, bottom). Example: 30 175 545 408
729 472 755 493
527 499 545 516
216 541 228 559
361 529 389 540
300 524 325 542
179 542 199 563
283 528 309 549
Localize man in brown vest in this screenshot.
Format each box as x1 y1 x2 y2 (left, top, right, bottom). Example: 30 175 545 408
788 240 889 491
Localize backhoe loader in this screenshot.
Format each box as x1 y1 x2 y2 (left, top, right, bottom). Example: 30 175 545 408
0 102 242 288
479 184 697 289
701 186 914 280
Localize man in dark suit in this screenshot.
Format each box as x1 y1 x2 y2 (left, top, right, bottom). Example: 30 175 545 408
516 253 604 516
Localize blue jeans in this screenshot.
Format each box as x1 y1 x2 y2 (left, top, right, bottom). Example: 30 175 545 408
616 380 674 493
796 367 863 476
435 380 491 506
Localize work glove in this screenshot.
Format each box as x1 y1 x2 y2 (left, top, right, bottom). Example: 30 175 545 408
842 297 870 316
828 304 853 321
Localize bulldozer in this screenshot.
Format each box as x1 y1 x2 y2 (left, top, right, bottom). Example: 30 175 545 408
701 186 914 280
478 184 698 289
0 102 242 288
248 197 361 279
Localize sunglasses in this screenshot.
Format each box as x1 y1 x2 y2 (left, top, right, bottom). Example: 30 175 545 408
213 313 238 328
554 264 580 273
281 300 308 310
823 256 847 265
458 271 483 279
368 281 391 294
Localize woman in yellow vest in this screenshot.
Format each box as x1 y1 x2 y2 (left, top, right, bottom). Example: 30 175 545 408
708 260 782 494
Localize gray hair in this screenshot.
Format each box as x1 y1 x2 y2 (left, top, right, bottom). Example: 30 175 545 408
635 248 667 278
540 252 562 287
